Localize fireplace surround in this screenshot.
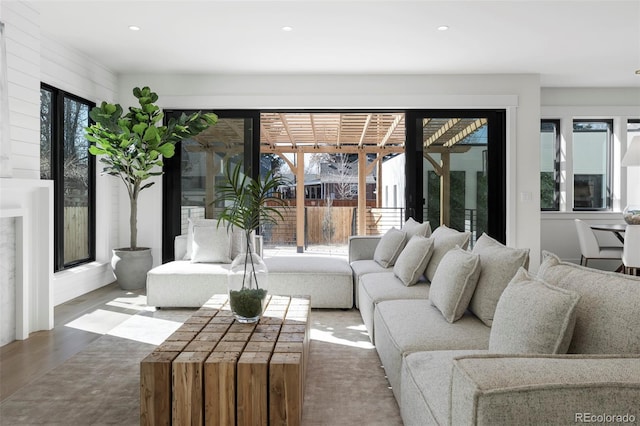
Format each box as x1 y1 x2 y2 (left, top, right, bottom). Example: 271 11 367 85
0 178 53 345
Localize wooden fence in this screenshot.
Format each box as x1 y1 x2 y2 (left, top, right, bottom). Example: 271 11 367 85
261 206 405 247
64 206 89 262
262 206 356 246
306 206 354 245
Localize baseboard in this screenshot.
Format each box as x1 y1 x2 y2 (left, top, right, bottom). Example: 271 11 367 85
53 262 115 306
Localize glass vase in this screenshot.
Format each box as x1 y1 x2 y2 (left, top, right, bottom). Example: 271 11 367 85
227 252 268 323
623 205 640 225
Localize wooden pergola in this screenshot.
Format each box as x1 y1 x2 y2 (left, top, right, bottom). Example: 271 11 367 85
191 112 486 252
260 112 405 252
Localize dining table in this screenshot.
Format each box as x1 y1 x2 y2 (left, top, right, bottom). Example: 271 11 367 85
590 223 626 243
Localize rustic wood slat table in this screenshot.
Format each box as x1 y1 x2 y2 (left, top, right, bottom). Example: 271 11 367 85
140 294 310 426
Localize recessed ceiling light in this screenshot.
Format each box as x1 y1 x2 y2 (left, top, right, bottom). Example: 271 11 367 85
129 25 141 31
636 69 640 75
281 26 293 32
437 25 449 31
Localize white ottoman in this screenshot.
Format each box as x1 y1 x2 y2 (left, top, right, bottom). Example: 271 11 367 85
264 256 354 309
146 260 230 308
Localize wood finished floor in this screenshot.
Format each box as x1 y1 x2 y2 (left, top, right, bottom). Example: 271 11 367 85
0 283 144 402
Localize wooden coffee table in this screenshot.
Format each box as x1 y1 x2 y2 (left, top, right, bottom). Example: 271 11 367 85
140 294 311 426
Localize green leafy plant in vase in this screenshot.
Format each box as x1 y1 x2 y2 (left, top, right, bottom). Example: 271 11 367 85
215 161 288 322
86 86 217 289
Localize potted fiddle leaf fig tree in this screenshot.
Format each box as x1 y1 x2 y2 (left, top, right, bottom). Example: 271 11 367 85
86 86 217 290
215 161 288 322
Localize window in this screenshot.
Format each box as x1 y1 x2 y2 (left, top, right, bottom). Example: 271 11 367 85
40 84 95 271
540 120 560 211
572 120 612 211
627 119 640 204
628 119 640 145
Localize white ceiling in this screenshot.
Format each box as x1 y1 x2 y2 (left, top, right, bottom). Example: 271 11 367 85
34 0 640 87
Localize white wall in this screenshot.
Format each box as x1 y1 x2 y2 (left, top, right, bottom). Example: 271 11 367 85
119 73 542 268
382 154 405 208
2 0 120 308
540 87 640 265
2 0 40 179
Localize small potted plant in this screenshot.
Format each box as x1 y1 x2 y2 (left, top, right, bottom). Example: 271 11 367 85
86 86 217 289
215 161 288 322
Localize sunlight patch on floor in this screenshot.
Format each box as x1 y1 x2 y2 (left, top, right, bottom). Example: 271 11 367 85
106 294 155 312
108 315 182 345
65 309 132 335
310 328 375 349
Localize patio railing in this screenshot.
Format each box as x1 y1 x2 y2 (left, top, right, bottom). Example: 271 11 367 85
179 206 479 249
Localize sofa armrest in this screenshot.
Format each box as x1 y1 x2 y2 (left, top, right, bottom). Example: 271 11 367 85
174 234 188 260
450 354 640 426
348 236 382 263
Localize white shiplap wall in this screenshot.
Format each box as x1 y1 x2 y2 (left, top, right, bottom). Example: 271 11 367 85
40 36 116 104
3 0 40 179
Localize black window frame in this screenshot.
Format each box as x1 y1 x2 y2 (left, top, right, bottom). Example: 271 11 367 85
406 109 507 244
572 119 613 212
161 110 260 263
540 119 561 211
40 83 96 271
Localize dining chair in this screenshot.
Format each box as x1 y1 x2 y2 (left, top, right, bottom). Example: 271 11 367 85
574 219 623 267
622 225 640 275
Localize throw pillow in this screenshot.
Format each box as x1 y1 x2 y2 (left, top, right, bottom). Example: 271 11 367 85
402 217 432 239
184 218 218 260
190 225 232 263
373 227 407 268
429 246 481 323
468 233 530 327
489 268 580 354
424 225 471 282
393 236 435 286
184 218 253 260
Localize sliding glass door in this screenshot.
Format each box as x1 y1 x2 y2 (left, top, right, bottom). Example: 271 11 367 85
162 110 260 262
405 110 506 245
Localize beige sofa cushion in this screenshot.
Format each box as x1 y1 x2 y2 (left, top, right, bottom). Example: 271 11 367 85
393 236 434 286
538 251 640 354
469 233 530 326
424 225 471 282
402 217 431 239
429 247 481 323
373 299 490 402
358 272 430 342
350 259 391 309
373 227 407 268
490 268 580 354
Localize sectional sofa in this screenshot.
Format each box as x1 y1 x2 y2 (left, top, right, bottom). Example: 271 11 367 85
146 218 640 425
349 227 640 426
